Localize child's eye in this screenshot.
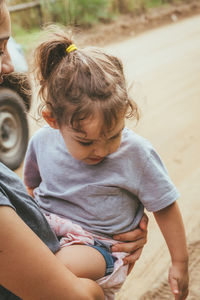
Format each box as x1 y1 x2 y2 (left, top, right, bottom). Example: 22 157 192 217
0 50 4 56
78 141 93 146
110 133 120 140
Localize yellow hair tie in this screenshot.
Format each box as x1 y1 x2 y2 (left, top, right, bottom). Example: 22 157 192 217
66 44 77 53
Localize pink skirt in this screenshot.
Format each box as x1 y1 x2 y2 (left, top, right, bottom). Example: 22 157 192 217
45 213 128 300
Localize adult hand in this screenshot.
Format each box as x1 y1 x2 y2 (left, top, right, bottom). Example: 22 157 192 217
111 213 148 274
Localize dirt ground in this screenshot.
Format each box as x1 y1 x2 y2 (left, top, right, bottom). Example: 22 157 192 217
74 3 200 299
110 10 200 300
16 1 200 299
140 239 200 299
75 0 200 48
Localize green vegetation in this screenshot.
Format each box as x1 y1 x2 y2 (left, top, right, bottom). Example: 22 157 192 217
145 0 166 8
12 25 40 52
41 0 111 26
9 0 189 50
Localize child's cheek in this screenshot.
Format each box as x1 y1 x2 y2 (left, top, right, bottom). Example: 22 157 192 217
70 145 90 161
110 139 121 154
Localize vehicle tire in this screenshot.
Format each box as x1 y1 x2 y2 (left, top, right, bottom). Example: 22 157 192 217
0 88 29 170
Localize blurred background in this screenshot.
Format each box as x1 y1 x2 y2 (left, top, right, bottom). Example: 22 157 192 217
7 0 200 299
8 0 194 51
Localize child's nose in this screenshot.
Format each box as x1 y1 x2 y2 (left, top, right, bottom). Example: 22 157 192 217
94 142 109 158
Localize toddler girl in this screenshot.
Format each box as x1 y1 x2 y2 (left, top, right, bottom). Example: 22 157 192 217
24 26 188 300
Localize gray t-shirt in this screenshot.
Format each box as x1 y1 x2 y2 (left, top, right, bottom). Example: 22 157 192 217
0 162 60 299
24 126 179 238
0 163 60 252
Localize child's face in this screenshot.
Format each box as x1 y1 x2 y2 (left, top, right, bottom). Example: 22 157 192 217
59 115 125 165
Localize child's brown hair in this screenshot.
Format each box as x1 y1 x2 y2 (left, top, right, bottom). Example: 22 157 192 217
34 25 139 132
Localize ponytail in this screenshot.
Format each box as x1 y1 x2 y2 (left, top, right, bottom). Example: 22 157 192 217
33 25 139 129
34 26 74 82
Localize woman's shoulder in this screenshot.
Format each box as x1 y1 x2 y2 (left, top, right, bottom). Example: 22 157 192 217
0 162 26 192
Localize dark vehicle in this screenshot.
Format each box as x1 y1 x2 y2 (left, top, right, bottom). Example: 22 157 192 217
0 38 31 170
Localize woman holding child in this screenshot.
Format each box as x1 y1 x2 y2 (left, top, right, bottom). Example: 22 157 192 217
0 1 148 299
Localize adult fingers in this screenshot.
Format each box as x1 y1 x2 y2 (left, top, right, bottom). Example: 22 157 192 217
139 213 149 231
127 262 135 275
123 248 143 265
111 237 146 254
113 228 147 243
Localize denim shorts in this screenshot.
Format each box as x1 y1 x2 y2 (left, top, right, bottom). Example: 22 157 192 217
88 239 117 276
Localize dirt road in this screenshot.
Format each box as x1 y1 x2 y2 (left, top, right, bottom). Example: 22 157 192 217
105 15 200 300
18 14 200 299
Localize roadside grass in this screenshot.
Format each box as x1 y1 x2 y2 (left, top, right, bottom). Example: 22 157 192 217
145 0 185 9
145 0 166 8
11 0 190 52
12 25 41 53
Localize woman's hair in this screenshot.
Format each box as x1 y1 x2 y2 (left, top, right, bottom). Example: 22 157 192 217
34 25 139 132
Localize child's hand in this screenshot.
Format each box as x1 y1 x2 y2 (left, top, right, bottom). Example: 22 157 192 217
168 261 189 299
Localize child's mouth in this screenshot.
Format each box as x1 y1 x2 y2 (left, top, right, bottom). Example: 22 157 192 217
88 156 104 163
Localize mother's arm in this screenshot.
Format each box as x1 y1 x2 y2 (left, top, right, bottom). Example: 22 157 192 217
0 207 104 300
112 213 148 274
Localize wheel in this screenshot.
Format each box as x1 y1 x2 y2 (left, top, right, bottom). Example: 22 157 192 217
0 88 29 170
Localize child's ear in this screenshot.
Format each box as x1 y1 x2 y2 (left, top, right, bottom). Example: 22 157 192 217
42 110 59 129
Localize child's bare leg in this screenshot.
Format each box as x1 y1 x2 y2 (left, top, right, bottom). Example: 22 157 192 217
56 245 106 280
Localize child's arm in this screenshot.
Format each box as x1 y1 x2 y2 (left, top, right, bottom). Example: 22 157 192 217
154 201 189 300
